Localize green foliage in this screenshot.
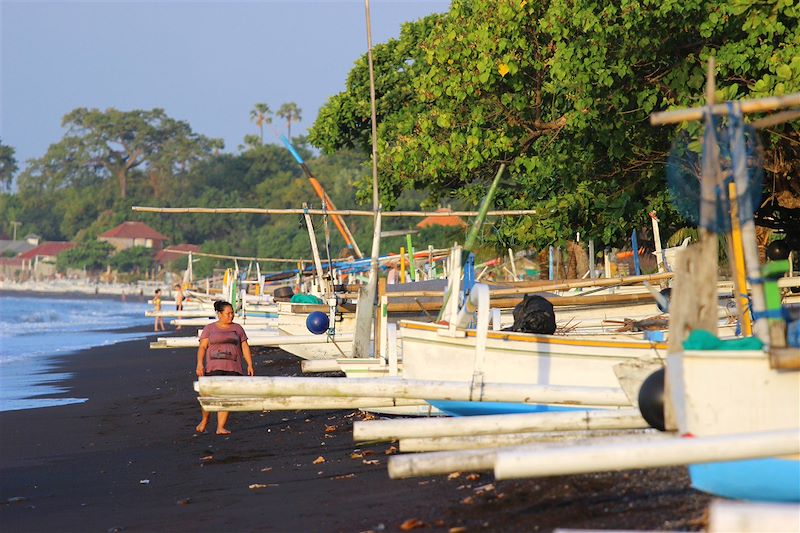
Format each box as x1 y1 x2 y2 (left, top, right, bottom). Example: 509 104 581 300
310 0 799 250
0 139 17 190
10 114 372 275
56 240 114 272
0 193 23 238
109 246 155 273
666 227 698 248
9 0 798 275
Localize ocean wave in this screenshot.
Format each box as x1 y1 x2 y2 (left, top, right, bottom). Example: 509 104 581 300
0 295 152 360
0 294 154 412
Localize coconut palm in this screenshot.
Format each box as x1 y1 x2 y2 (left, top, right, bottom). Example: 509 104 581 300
276 102 302 139
249 103 272 144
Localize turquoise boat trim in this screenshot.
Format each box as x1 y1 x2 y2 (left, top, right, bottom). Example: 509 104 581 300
427 400 583 417
689 457 800 502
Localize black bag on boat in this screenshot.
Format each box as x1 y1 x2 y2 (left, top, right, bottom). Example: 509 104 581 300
504 294 556 334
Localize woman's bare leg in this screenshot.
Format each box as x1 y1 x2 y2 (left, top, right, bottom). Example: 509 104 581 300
216 411 231 435
196 408 210 433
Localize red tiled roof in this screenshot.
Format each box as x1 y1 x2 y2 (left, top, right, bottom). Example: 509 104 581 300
99 221 168 241
17 241 75 260
155 244 201 264
416 208 468 229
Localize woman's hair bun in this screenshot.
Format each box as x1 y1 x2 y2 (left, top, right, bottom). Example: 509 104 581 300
214 300 232 313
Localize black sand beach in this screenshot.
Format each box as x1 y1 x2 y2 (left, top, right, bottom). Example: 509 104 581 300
0 329 711 532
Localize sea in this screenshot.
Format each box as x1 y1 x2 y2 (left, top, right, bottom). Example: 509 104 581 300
0 294 153 412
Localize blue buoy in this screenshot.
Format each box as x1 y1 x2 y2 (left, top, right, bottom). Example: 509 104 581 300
306 311 329 335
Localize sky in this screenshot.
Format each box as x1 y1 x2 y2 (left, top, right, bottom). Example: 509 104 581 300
0 0 449 167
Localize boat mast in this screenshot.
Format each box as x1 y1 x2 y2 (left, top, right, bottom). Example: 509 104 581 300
351 0 382 358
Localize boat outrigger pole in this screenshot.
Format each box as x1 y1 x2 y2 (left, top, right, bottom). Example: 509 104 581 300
280 135 364 259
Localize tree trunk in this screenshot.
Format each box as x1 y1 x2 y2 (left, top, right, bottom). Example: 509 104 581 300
149 170 160 199
117 169 127 199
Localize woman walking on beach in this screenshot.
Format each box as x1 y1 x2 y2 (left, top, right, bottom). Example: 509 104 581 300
195 300 254 435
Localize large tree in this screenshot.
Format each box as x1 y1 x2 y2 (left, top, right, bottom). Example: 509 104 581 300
310 0 799 248
18 108 219 200
110 245 155 274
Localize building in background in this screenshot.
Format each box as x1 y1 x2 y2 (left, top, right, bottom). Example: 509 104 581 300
98 222 168 252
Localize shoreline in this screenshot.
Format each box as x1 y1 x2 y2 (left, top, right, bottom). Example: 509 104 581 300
0 288 151 303
0 279 182 302
0 335 710 532
0 324 165 413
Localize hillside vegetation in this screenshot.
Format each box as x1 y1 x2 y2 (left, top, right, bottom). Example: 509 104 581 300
1 0 797 275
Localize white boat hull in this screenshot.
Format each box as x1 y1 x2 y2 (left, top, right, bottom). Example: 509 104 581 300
400 320 664 388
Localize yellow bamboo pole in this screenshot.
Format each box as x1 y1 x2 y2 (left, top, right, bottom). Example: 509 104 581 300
728 182 752 336
399 247 406 284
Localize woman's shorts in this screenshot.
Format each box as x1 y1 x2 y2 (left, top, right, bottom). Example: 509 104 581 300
204 370 242 377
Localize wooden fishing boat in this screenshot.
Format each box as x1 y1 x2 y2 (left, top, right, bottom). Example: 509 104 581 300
486 84 800 503
400 325 663 416
666 343 799 501
274 300 356 359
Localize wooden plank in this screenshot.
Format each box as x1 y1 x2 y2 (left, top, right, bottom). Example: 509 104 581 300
667 241 719 353
374 277 387 356
351 285 374 358
665 240 718 431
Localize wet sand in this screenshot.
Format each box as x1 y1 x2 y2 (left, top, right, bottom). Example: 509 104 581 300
0 329 710 532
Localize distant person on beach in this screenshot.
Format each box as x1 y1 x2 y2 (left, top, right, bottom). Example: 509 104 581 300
153 289 166 332
387 265 398 285
174 284 184 311
174 284 184 330
195 300 254 435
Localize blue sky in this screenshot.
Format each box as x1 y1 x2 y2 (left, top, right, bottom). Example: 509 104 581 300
1 1 449 167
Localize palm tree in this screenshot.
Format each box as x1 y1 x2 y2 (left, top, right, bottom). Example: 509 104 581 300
276 102 302 139
249 103 272 144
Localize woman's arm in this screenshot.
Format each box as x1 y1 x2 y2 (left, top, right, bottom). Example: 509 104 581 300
242 341 254 376
196 338 209 377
